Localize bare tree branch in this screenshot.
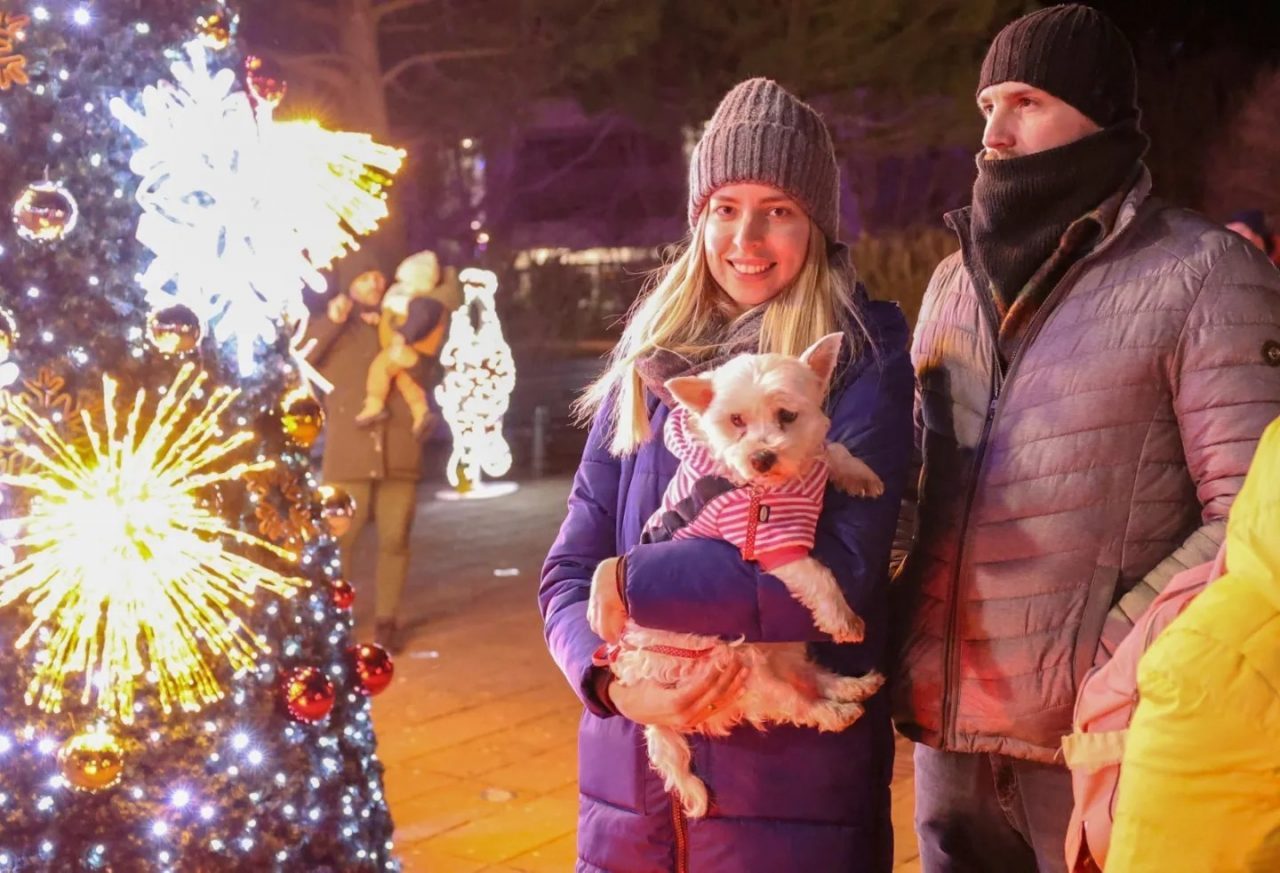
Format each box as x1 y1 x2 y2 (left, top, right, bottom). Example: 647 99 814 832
382 22 438 36
277 55 356 92
282 1 341 32
372 0 438 23
269 50 350 68
381 47 513 85
510 116 622 196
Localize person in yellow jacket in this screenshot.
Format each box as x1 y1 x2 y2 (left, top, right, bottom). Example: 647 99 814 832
1108 416 1280 872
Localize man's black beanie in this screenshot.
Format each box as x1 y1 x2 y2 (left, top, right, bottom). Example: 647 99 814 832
978 4 1139 127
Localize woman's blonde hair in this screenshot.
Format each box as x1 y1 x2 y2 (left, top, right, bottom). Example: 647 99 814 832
575 212 867 455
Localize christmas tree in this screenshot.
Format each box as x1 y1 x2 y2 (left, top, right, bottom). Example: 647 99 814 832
0 2 402 869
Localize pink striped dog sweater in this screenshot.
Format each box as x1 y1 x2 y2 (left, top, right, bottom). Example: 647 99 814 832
646 406 827 571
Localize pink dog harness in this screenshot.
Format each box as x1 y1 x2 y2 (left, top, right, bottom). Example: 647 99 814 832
647 406 828 571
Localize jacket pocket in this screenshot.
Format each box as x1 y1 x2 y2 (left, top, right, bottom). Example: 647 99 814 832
702 703 893 826
1072 565 1120 687
577 711 650 815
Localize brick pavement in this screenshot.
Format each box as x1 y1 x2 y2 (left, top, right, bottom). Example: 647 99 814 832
347 476 922 872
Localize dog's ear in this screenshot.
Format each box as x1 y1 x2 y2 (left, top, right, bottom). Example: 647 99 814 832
799 332 844 389
665 375 715 414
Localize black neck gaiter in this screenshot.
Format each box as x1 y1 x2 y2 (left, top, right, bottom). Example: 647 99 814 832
970 120 1149 308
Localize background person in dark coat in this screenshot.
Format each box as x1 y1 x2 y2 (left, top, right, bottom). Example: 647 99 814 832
307 268 427 654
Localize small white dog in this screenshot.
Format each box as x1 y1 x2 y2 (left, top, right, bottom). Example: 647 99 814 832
587 332 886 817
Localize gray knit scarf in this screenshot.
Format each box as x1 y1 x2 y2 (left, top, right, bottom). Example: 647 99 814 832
635 306 765 408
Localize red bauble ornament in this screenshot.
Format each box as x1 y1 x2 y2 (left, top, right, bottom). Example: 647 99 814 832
244 54 287 108
348 643 394 696
331 578 355 610
283 666 335 723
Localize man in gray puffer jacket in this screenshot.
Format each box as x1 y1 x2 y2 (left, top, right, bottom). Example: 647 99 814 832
891 5 1280 871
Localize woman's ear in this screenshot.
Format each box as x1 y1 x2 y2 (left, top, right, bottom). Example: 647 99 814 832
665 375 715 414
799 332 843 389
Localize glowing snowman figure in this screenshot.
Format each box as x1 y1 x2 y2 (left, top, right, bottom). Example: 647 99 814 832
435 268 516 496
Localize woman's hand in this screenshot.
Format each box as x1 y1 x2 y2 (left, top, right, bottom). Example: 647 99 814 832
610 661 749 729
327 294 353 324
588 557 628 643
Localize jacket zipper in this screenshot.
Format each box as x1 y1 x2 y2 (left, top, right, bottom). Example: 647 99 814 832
939 240 1131 745
671 797 689 873
939 288 1005 745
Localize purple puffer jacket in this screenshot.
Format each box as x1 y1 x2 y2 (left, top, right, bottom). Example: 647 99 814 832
540 300 913 873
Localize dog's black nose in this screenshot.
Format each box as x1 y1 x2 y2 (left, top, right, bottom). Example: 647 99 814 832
750 450 776 473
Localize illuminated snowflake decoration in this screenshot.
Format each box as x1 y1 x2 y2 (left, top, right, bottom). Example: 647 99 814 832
0 365 307 722
109 41 404 375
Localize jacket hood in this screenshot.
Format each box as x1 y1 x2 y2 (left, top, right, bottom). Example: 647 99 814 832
424 266 464 313
393 249 440 290
383 266 464 318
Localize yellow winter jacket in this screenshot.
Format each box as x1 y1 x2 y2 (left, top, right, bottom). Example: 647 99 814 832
1108 417 1280 873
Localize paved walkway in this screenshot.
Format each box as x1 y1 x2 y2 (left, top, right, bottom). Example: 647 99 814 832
350 476 921 872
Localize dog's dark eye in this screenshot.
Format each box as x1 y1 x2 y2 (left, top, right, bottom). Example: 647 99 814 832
777 409 798 425
730 414 746 428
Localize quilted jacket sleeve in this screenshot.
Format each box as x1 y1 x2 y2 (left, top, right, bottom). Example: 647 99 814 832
1100 239 1280 658
889 386 923 578
538 401 622 717
891 258 950 577
622 307 915 643
304 307 349 368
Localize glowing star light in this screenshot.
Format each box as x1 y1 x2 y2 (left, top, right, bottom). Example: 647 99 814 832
109 41 403 375
0 364 306 722
435 269 516 491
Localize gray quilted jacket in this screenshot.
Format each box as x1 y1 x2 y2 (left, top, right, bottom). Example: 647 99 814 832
892 171 1280 762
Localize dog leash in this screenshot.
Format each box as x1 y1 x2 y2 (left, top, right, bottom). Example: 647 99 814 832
592 640 716 667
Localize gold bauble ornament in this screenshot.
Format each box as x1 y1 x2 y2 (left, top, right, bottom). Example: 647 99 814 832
317 484 356 537
195 11 232 50
146 304 203 356
12 180 79 243
58 726 125 792
281 390 324 449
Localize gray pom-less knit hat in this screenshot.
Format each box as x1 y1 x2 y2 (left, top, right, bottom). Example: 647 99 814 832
978 4 1139 127
687 78 840 242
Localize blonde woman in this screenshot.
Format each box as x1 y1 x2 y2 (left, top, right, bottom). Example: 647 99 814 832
540 78 913 872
